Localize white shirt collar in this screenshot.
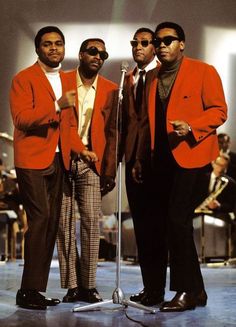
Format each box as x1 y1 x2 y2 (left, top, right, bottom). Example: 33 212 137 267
37 58 61 74
76 68 98 90
134 56 158 82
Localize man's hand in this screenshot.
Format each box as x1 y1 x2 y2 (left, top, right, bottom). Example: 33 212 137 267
207 199 221 210
100 175 116 196
169 120 191 137
57 90 76 110
132 159 143 184
80 149 98 163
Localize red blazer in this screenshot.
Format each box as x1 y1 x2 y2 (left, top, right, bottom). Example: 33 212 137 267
67 70 118 176
143 57 227 168
122 64 160 163
10 62 84 170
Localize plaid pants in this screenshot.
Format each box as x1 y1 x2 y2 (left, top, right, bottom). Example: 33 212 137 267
57 160 101 289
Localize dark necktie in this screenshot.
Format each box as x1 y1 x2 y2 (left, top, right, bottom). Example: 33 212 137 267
135 70 146 113
212 176 220 193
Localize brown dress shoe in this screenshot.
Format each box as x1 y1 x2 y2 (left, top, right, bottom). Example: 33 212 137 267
160 292 196 312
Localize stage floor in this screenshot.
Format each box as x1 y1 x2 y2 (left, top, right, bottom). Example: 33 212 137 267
0 259 236 326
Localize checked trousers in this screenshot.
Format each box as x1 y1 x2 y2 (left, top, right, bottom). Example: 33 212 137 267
57 160 102 289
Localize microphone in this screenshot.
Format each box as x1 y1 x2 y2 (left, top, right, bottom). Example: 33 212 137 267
116 61 129 139
118 61 129 101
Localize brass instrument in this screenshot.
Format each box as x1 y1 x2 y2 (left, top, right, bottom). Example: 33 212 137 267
0 132 13 144
194 176 229 214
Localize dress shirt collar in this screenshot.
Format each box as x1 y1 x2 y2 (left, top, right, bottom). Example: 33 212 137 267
134 56 158 82
138 56 158 74
211 171 221 181
76 67 98 90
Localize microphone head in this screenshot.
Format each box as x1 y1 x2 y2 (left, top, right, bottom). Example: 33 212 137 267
121 61 129 73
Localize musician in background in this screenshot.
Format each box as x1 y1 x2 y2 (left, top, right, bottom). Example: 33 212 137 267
0 157 27 259
218 133 236 181
0 158 7 209
0 157 19 210
196 154 236 216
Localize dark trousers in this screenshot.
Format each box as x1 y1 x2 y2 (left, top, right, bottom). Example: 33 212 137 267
125 158 158 293
146 90 205 293
149 155 206 293
16 153 64 291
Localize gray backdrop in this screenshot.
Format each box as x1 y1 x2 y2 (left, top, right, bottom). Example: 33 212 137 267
1 0 236 169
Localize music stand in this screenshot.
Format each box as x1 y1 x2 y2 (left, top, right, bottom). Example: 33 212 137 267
73 63 156 314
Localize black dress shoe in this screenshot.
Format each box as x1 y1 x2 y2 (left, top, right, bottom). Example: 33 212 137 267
160 292 196 312
140 291 164 306
62 287 80 303
16 289 60 310
130 289 164 306
130 289 146 302
44 296 60 306
196 289 207 306
80 288 103 303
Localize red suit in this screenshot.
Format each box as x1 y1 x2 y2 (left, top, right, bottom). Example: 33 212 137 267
57 70 118 290
137 56 227 296
10 62 82 291
146 57 227 167
10 63 83 170
122 66 158 289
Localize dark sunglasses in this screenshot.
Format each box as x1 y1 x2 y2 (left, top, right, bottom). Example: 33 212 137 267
130 40 153 48
153 36 180 48
84 46 109 61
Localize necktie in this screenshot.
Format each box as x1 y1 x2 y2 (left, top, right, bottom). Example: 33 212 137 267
212 177 220 192
135 70 146 113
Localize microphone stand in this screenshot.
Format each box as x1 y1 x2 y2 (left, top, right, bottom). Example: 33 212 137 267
73 63 156 314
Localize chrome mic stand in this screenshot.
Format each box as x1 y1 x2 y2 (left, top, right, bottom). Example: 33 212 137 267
73 62 156 314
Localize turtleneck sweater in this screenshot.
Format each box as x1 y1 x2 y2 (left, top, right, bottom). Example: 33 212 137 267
158 57 183 103
38 59 62 151
38 59 62 112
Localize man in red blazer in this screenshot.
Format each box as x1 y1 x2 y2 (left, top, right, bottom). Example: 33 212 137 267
121 27 160 306
57 38 118 303
133 22 227 311
10 26 96 310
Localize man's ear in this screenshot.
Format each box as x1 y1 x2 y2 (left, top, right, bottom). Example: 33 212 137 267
180 41 185 52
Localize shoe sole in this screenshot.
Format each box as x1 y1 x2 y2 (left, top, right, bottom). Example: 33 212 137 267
62 298 80 303
160 306 196 312
196 300 207 307
17 303 47 310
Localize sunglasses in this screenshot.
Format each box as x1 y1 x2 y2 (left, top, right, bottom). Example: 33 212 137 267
130 40 153 48
84 46 109 61
153 36 180 48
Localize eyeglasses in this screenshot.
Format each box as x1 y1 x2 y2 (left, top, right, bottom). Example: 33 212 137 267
153 36 180 48
83 46 109 61
130 40 153 48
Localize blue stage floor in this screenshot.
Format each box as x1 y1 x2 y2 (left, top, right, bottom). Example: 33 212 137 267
0 259 236 327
